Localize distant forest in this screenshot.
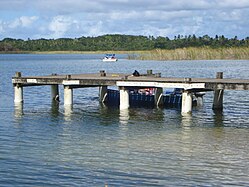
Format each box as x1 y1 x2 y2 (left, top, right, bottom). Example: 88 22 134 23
0 34 248 52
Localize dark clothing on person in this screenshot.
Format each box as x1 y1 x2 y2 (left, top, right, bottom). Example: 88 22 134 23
133 70 140 76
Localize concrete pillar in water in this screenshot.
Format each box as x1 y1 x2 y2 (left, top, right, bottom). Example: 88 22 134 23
99 86 108 103
181 90 193 114
100 70 106 77
119 87 129 110
197 96 204 107
64 86 73 105
154 87 163 106
147 70 153 75
213 89 224 110
51 85 59 101
195 92 205 107
14 85 23 103
212 72 224 110
14 72 23 103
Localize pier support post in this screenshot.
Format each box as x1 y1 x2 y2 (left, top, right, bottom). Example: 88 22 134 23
14 84 23 103
64 86 73 105
99 86 108 103
154 88 163 106
51 85 59 101
119 87 129 110
212 90 224 110
195 92 205 107
212 72 224 110
147 70 153 75
197 96 204 107
181 90 193 114
14 72 23 103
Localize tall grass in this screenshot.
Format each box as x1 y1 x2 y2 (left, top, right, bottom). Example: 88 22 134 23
130 47 249 61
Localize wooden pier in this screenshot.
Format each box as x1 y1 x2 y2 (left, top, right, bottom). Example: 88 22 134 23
12 71 249 114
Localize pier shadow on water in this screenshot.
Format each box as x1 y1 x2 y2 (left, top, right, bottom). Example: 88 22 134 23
213 110 225 127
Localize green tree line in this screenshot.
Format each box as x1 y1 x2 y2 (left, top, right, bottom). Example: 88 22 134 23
0 34 248 52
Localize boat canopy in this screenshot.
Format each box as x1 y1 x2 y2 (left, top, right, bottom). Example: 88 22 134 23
105 54 115 57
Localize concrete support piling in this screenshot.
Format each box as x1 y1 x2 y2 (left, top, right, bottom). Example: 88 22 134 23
100 70 106 77
51 85 59 101
14 85 23 103
154 88 163 106
181 91 193 114
212 89 224 110
15 72 22 78
64 86 73 105
119 87 129 110
195 92 205 107
147 70 153 75
99 86 108 103
14 72 23 103
212 72 224 110
197 96 204 107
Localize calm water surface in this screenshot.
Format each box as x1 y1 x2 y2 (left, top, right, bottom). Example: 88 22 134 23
0 54 249 186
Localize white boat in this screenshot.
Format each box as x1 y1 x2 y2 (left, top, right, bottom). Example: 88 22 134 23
102 54 118 62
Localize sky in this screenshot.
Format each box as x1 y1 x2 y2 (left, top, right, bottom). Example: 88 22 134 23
0 0 248 40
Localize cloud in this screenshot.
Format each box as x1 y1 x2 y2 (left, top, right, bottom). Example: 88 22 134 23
20 16 39 27
48 16 77 38
0 21 3 33
1 0 247 15
7 16 38 29
107 10 191 22
87 21 105 36
0 0 248 39
0 16 39 39
216 0 249 9
1 0 249 13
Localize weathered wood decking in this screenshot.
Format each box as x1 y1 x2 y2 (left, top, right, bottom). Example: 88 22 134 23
12 71 249 114
13 72 249 90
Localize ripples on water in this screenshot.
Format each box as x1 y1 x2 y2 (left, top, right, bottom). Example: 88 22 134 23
0 55 249 186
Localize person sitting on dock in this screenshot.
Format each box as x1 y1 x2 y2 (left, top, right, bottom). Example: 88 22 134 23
133 70 140 76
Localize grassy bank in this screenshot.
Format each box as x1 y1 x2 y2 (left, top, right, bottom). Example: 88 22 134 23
129 47 249 61
1 47 248 60
0 50 136 54
30 51 134 54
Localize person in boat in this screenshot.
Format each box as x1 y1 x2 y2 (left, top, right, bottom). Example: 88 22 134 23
133 70 140 76
104 54 110 59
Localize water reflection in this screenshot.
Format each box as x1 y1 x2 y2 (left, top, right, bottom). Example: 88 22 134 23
128 107 165 122
181 113 192 127
119 109 129 125
151 108 164 122
213 110 224 127
95 104 120 126
50 100 60 118
64 105 73 121
14 102 23 117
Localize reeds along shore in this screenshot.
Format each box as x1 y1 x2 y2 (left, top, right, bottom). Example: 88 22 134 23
129 47 249 61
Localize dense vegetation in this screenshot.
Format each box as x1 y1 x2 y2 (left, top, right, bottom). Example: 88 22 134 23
0 34 248 52
132 47 249 60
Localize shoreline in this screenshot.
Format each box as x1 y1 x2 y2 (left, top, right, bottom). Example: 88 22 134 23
131 47 249 61
0 47 248 60
0 50 136 54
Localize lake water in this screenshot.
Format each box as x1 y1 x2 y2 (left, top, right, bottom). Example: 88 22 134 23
0 54 249 186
